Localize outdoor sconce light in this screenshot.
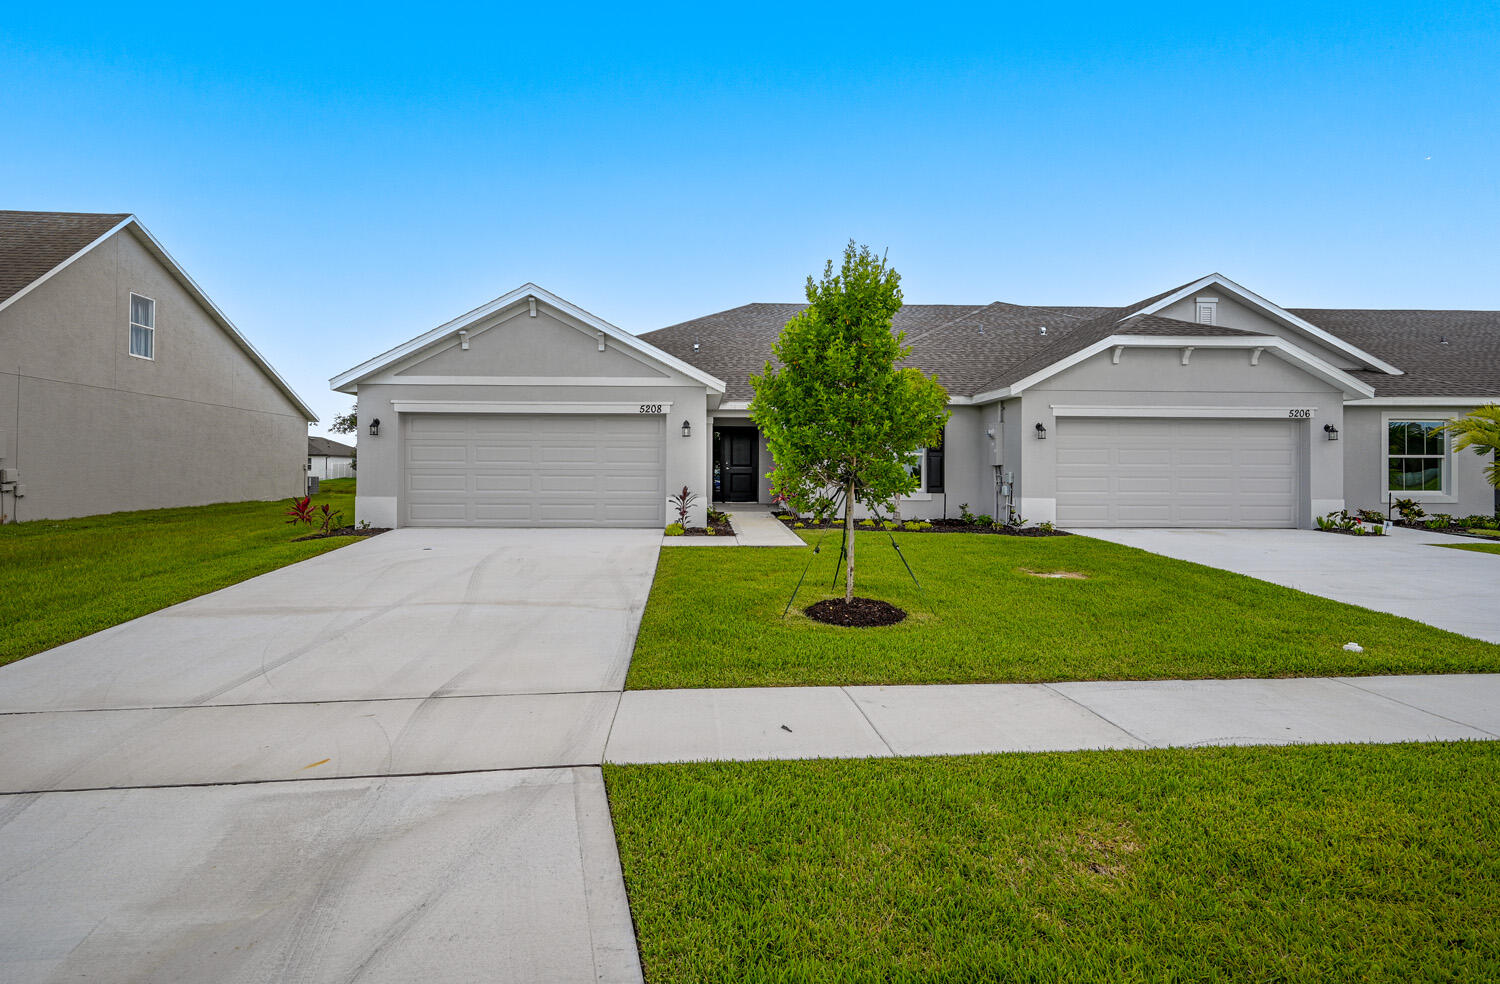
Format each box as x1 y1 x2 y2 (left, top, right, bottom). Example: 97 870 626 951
1034 422 1047 440
1324 423 1339 441
681 419 692 438
369 418 381 437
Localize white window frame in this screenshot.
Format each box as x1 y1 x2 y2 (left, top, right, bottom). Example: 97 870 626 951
1382 413 1452 501
129 292 155 360
900 448 933 500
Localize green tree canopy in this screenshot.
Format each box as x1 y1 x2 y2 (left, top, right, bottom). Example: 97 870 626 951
1444 404 1500 488
750 242 949 603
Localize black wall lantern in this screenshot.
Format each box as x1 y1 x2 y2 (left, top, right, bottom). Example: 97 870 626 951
681 419 692 438
1034 422 1048 440
1323 423 1339 441
369 418 381 437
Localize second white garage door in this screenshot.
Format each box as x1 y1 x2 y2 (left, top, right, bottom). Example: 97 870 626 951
403 413 665 527
1056 417 1300 527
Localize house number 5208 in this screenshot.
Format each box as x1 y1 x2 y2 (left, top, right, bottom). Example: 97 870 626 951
639 404 664 414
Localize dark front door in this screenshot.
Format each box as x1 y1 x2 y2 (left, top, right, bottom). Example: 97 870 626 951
715 427 759 502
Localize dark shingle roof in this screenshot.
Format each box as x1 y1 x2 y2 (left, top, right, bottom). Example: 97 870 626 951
308 436 355 457
0 211 130 305
642 285 1500 401
1289 309 1500 398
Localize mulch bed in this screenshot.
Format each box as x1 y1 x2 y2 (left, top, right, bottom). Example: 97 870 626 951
776 515 1071 537
293 526 391 542
678 519 736 537
1392 522 1500 541
805 597 908 627
1317 527 1390 537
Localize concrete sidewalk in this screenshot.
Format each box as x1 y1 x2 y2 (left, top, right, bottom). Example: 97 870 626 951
604 674 1500 764
661 504 806 547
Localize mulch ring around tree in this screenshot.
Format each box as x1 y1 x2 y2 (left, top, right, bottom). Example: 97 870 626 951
776 515 1072 537
293 527 392 542
805 597 908 627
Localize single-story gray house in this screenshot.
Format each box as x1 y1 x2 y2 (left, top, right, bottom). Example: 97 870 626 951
0 210 316 522
332 276 1498 530
308 435 356 480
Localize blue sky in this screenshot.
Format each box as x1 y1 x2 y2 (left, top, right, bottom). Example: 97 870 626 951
4 2 1497 433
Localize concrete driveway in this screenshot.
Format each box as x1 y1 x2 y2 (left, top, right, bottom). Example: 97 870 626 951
0 529 658 983
1078 526 1500 643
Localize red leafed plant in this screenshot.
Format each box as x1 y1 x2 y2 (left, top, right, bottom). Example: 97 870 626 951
318 503 345 535
285 496 316 526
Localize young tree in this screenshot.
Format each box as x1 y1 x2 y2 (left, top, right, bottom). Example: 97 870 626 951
329 404 358 435
751 242 949 604
1444 404 1500 488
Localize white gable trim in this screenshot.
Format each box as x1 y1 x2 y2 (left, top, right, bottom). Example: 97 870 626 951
123 220 319 420
0 215 135 318
969 334 1377 403
0 215 318 420
1128 274 1404 375
330 283 727 395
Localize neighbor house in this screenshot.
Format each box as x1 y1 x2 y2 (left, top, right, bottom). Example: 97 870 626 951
308 435 356 480
332 277 1499 530
0 211 315 522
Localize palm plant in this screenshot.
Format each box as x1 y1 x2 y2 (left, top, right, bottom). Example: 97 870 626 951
1444 404 1500 488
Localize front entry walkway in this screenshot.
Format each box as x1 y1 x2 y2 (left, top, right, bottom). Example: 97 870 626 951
1077 526 1500 643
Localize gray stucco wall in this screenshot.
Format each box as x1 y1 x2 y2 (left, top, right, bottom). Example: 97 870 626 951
348 300 711 528
1016 346 1346 526
1155 293 1360 369
1343 405 1496 517
0 229 307 522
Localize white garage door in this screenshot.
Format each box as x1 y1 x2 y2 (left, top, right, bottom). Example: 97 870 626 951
1056 417 1299 527
402 413 665 527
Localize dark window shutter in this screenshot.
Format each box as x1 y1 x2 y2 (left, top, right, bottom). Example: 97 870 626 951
926 434 945 493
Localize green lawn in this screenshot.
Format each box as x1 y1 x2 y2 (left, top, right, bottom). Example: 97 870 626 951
627 531 1500 688
1434 541 1500 554
0 478 362 666
607 743 1500 983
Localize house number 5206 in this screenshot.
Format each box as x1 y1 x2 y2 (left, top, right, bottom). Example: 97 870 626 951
1288 409 1313 418
639 404 664 414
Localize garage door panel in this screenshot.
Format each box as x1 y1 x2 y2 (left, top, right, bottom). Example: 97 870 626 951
402 413 664 527
1057 418 1298 528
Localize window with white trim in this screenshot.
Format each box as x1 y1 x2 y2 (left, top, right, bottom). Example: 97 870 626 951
1387 419 1447 493
129 293 155 359
902 432 945 493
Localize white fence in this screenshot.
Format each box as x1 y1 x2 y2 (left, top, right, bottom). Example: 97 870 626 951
310 456 355 480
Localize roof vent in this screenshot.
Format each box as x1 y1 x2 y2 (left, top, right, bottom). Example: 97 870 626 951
1440 336 1449 345
692 340 701 353
1038 325 1048 336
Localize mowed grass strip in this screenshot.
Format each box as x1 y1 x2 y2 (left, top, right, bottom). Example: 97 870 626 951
0 479 361 666
606 743 1500 984
1433 541 1500 554
626 531 1500 688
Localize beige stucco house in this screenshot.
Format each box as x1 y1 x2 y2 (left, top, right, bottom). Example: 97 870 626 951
334 276 1498 530
0 211 316 522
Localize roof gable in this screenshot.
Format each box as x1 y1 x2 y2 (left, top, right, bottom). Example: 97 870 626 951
0 210 131 307
1130 273 1403 374
0 210 318 421
331 284 726 394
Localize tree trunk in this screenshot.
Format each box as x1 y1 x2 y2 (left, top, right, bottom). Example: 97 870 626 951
844 477 857 604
